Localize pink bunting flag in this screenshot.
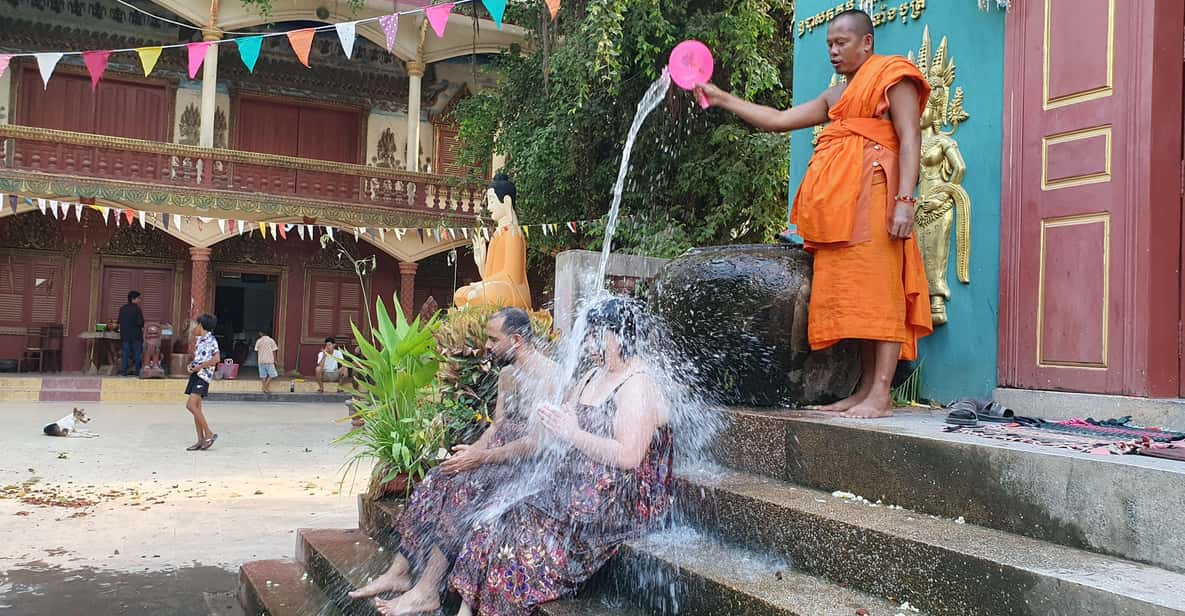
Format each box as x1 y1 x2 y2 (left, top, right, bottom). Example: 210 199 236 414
187 42 212 79
124 208 136 225
545 0 561 20
82 50 111 91
379 14 399 51
0 55 11 80
426 3 455 38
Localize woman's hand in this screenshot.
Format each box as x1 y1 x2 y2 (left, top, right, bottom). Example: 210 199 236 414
440 444 487 475
539 403 580 442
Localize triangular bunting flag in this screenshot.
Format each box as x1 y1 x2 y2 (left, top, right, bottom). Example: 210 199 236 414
334 22 357 59
162 213 170 230
542 224 550 236
139 210 147 228
305 224 314 238
135 47 162 76
395 228 407 240
545 0 561 20
417 228 425 243
173 214 182 231
236 36 263 73
114 209 122 226
35 53 63 89
278 224 287 240
287 29 315 68
426 3 455 38
100 206 110 224
568 221 578 233
482 0 506 28
379 14 399 51
48 200 59 218
123 208 135 225
7 195 16 214
258 222 267 238
432 228 441 242
378 228 386 241
298 224 306 240
36 199 46 215
0 55 11 80
353 227 360 240
462 228 469 239
217 219 226 234
82 50 111 91
187 42 212 79
326 226 335 240
358 227 367 235
522 225 529 237
483 227 491 241
74 203 83 222
238 220 246 236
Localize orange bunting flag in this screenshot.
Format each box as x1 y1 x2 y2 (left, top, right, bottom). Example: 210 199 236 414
287 29 316 68
124 208 136 225
279 224 288 240
545 0 561 20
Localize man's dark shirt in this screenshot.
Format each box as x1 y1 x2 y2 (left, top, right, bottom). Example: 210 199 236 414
118 302 145 342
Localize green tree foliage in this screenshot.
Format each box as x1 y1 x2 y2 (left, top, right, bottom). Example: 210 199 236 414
453 0 794 282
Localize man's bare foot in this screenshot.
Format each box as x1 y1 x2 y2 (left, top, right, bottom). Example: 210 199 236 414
374 588 440 615
811 391 867 413
348 567 413 599
841 394 893 419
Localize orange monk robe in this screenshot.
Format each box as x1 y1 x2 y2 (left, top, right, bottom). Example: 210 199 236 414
790 54 933 360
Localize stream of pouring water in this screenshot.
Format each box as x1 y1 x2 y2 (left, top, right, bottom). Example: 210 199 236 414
595 69 673 285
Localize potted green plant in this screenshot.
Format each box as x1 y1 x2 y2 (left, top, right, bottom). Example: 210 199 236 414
335 294 444 499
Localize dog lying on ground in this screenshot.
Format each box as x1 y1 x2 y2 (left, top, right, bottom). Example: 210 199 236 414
43 408 95 437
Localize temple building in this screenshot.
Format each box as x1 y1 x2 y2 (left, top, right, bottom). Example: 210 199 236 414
0 0 522 373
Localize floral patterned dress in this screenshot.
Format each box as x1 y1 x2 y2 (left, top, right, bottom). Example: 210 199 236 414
448 374 675 616
396 388 531 573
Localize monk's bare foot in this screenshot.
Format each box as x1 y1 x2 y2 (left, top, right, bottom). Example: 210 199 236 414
841 393 893 419
811 392 867 413
348 566 413 599
374 589 440 616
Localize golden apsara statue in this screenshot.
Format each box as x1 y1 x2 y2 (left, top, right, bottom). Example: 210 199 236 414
453 173 533 310
911 27 971 326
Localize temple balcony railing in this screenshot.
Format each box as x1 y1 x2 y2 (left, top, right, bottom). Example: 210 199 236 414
0 124 484 227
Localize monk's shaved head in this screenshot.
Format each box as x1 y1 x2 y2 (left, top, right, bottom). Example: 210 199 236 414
831 9 874 40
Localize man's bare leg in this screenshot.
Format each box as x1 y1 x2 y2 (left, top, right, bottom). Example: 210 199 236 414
843 340 899 419
316 369 325 393
348 553 414 599
814 341 876 412
375 546 447 615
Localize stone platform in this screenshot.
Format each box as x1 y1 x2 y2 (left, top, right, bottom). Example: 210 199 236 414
0 373 349 403
236 408 1185 616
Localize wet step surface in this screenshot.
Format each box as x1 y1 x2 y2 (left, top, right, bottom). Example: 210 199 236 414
239 558 341 616
679 466 1185 616
718 407 1185 572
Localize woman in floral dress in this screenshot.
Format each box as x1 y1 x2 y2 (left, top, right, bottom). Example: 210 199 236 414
349 308 556 614
449 298 675 616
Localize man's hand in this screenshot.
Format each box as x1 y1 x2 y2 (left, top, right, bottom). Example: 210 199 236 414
889 202 914 239
440 444 487 475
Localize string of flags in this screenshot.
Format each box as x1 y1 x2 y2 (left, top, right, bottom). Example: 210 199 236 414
0 192 610 245
0 0 564 90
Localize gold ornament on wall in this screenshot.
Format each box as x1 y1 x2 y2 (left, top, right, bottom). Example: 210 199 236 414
909 26 971 326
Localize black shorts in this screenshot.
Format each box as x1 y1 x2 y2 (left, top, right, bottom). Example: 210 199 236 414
185 373 210 398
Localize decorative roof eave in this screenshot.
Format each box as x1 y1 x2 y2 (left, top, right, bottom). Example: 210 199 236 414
147 0 528 63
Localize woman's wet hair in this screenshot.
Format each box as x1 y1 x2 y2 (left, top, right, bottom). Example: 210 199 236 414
585 297 645 359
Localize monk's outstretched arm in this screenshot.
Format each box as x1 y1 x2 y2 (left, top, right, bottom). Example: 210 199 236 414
696 83 830 133
887 80 922 239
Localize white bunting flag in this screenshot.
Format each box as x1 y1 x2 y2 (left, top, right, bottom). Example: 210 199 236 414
36 199 46 215
100 206 110 224
172 214 182 231
335 22 357 59
483 227 491 241
353 227 360 240
378 228 386 241
359 227 367 235
114 209 121 226
198 216 212 223
74 203 83 222
35 52 62 89
215 218 225 233
297 225 306 240
325 226 335 240
394 228 407 240
138 210 146 228
305 224 314 238
237 220 245 236
268 222 278 240
48 200 60 218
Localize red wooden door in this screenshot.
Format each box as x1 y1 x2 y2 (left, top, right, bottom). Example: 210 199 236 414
16 69 170 141
235 98 360 163
101 267 175 326
999 0 1184 396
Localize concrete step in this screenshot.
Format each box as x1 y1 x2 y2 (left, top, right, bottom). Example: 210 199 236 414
238 558 341 616
716 407 1185 572
356 496 403 540
613 528 923 616
297 528 396 615
40 376 102 390
39 389 102 402
207 392 351 403
537 597 651 616
679 467 1185 616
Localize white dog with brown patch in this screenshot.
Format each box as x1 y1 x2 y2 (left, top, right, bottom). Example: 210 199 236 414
42 407 97 437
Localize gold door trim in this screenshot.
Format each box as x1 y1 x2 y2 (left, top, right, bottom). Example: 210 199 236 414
1036 212 1110 369
1042 0 1115 110
1041 125 1112 190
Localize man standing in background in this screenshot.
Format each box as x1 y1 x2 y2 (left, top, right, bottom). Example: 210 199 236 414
255 330 279 394
118 291 145 377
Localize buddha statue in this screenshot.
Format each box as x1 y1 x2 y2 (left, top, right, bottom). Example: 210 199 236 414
452 173 533 310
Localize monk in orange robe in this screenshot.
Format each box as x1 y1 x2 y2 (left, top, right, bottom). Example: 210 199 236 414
698 9 932 418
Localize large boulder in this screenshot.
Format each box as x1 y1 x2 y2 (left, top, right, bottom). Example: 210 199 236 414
648 244 860 406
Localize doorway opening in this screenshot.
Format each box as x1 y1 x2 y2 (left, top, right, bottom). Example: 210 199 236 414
213 272 278 370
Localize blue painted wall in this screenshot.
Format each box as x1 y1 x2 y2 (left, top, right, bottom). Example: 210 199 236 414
788 0 1006 402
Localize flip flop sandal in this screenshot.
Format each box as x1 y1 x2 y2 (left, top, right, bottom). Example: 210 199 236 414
186 442 203 451
944 399 979 427
200 433 219 450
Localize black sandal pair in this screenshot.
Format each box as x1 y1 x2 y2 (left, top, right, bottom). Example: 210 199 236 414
945 399 1039 427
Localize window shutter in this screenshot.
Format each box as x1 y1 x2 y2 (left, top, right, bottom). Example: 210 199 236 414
308 276 340 339
102 268 134 324
138 269 174 323
0 261 26 326
29 261 62 325
337 281 361 338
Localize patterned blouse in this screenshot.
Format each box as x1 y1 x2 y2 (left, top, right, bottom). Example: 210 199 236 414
192 333 219 382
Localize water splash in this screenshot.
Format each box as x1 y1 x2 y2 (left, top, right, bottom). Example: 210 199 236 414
596 69 673 285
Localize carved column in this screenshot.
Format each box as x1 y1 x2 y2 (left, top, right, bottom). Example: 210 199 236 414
198 30 221 148
398 261 418 318
189 247 212 318
406 60 426 172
